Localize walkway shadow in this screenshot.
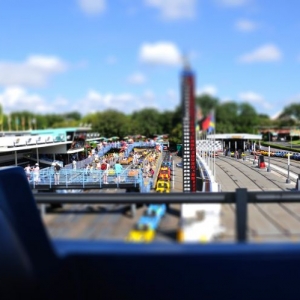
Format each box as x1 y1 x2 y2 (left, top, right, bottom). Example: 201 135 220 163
156 229 178 241
45 204 131 215
166 205 180 217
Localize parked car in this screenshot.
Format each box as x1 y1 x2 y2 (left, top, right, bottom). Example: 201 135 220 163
291 153 300 160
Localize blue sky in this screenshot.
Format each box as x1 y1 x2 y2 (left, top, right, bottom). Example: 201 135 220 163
0 0 299 118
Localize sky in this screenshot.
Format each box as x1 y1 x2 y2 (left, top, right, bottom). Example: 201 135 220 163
0 0 300 118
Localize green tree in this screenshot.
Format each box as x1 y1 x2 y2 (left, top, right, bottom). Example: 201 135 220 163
83 109 129 138
64 111 81 121
131 108 162 137
195 94 219 117
215 102 238 133
236 103 258 133
279 103 300 121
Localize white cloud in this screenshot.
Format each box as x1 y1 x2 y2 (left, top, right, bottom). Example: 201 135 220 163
238 91 264 102
127 72 146 84
142 89 155 100
145 0 196 20
270 111 282 120
138 90 160 110
197 85 218 97
217 0 249 7
0 86 50 114
72 90 136 114
239 44 282 63
72 90 161 114
0 87 74 114
238 91 273 111
78 0 106 15
139 42 182 66
0 55 67 88
0 86 171 115
52 96 70 108
235 19 257 32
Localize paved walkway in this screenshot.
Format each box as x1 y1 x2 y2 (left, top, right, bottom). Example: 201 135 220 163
215 155 300 242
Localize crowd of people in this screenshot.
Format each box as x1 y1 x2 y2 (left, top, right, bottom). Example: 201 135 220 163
24 139 162 185
81 147 159 184
24 163 40 184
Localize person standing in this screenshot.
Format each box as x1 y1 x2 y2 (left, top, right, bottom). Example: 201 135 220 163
24 164 31 181
235 150 239 159
33 163 40 184
101 159 109 184
54 163 61 185
114 160 123 183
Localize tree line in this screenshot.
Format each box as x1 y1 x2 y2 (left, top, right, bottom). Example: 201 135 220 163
1 95 299 144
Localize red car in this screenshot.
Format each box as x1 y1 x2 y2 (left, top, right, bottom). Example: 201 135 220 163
158 167 171 180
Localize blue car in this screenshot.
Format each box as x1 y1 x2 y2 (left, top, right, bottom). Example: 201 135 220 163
137 215 162 231
162 161 172 167
274 151 283 157
146 204 166 219
293 154 300 161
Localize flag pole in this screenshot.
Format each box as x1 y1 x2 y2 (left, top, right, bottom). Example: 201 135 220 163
213 111 216 180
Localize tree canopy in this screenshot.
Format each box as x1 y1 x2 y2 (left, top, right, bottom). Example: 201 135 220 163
1 95 294 141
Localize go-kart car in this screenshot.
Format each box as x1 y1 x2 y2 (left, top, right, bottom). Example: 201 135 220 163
156 180 170 193
146 204 166 219
158 170 170 180
137 214 162 231
162 161 172 167
125 225 155 243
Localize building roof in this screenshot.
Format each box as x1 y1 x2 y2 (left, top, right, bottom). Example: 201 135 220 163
207 133 262 140
30 127 92 135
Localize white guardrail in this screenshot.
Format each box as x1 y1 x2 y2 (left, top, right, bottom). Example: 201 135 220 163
178 151 223 243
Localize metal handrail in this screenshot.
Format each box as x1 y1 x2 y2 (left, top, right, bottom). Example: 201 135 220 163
30 168 143 188
34 189 300 242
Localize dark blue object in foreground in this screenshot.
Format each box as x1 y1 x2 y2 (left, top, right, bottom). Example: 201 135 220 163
1 166 300 300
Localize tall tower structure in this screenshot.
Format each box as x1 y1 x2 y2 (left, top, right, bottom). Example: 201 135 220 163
181 62 197 192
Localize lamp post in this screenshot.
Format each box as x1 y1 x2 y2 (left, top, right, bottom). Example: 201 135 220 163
267 145 271 172
286 154 291 184
253 142 256 165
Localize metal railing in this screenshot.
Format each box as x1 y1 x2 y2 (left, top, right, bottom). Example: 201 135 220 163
34 189 300 242
30 168 143 189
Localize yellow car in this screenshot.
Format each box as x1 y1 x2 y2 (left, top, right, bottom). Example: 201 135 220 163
125 228 155 243
156 180 170 193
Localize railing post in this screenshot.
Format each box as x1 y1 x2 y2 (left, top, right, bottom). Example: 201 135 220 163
131 204 136 218
286 155 291 184
49 169 52 188
41 204 46 216
267 145 271 172
82 169 85 188
235 188 248 242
